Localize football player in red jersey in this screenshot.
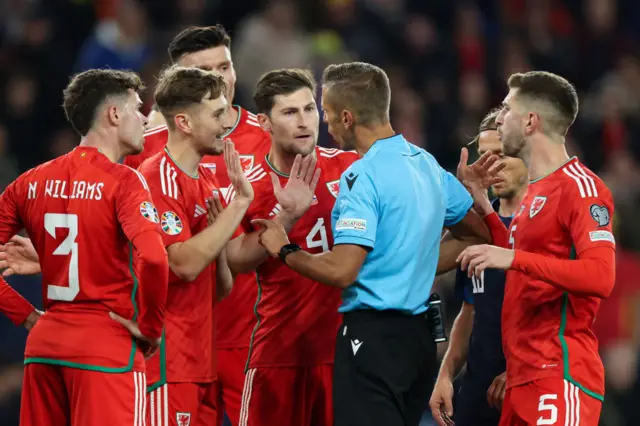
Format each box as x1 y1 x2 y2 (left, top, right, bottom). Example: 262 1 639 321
458 71 615 426
0 69 169 426
220 68 357 426
125 26 271 425
138 66 254 426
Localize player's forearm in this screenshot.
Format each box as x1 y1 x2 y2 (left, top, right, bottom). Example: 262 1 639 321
437 302 474 380
216 247 234 301
437 238 478 275
132 231 169 340
284 249 357 289
0 276 37 326
484 212 510 248
170 199 250 282
511 246 615 298
227 212 299 275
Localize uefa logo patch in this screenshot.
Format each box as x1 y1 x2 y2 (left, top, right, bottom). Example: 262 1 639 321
139 201 159 223
161 211 183 235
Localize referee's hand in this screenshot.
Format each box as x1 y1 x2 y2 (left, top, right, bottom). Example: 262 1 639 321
429 377 455 426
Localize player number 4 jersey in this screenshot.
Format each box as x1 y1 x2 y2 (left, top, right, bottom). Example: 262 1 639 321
226 147 359 368
504 157 615 400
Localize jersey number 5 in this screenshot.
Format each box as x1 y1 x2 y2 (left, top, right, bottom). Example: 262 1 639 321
537 394 558 425
509 225 517 249
306 218 329 252
45 213 80 301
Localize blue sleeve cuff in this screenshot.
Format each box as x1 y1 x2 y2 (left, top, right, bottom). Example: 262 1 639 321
334 235 375 250
445 198 473 227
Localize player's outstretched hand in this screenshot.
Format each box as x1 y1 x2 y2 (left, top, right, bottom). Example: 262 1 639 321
487 371 507 410
251 219 290 258
271 154 321 220
205 193 224 227
0 235 41 276
429 377 455 426
457 244 515 278
109 312 161 359
224 139 254 204
457 147 506 189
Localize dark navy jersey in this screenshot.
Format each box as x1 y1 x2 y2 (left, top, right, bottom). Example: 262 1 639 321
454 199 511 390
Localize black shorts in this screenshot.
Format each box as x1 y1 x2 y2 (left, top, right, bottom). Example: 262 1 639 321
454 378 501 426
333 310 437 426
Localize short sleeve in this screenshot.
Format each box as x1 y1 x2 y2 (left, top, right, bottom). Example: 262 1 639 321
560 183 616 256
0 179 24 244
144 180 191 248
332 169 378 250
115 169 165 244
454 267 474 304
440 169 473 227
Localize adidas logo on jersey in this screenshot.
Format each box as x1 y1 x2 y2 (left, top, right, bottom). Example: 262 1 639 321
269 204 282 217
194 204 207 218
246 112 261 128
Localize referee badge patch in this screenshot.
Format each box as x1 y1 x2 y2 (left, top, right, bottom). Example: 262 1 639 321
336 218 366 231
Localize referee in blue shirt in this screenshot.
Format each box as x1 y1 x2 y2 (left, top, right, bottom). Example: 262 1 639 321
254 62 496 426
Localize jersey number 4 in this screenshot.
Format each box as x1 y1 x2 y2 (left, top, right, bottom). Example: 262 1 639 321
45 213 80 301
306 218 329 252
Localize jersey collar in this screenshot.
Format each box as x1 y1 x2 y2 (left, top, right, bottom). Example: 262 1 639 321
365 134 406 157
529 156 577 184
221 105 243 138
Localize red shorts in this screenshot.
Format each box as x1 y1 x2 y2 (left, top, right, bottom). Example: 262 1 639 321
20 363 146 426
239 365 333 426
217 347 249 426
500 378 602 426
147 382 222 426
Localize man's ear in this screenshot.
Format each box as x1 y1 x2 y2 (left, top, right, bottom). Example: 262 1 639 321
257 113 272 133
107 105 119 126
174 113 192 134
341 110 355 129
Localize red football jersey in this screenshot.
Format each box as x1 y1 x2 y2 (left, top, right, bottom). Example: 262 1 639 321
503 157 614 399
0 146 163 372
139 149 224 387
208 107 271 349
230 147 359 368
124 124 168 170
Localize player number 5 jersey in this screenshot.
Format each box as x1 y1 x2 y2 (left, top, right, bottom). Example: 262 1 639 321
503 157 614 400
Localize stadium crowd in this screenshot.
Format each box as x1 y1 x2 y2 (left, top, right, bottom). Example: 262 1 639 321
1 0 640 425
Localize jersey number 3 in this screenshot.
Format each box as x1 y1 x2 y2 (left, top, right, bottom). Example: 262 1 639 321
45 213 80 301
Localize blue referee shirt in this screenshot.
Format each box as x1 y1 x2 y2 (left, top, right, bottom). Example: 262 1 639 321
331 135 473 314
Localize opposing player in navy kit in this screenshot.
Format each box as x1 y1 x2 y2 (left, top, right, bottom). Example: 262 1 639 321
430 109 527 426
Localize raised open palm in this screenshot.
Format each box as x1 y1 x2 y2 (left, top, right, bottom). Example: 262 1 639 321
457 147 505 190
224 139 254 203
271 154 321 219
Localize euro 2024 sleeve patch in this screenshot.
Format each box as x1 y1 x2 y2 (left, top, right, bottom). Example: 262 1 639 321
140 201 159 223
160 211 184 235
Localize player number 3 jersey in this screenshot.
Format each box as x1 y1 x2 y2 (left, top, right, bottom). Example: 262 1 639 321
504 157 615 400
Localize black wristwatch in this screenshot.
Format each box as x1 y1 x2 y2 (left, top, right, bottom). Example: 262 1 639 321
278 243 301 263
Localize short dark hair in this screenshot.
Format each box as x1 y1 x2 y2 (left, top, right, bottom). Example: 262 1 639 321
507 71 579 136
63 69 144 136
253 68 317 115
154 66 227 128
168 25 231 63
469 108 500 148
322 62 391 126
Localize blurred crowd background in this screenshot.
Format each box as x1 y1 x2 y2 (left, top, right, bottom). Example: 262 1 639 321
1 0 640 425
